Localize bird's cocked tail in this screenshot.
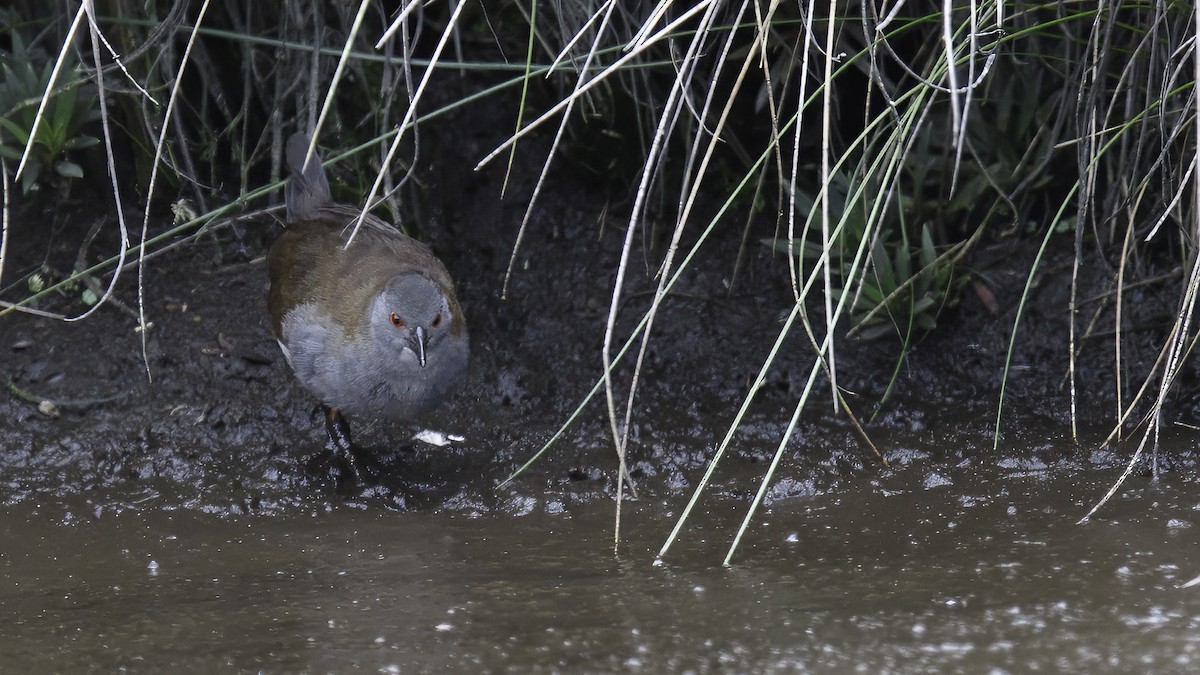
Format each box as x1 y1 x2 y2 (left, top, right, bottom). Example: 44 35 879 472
285 132 333 224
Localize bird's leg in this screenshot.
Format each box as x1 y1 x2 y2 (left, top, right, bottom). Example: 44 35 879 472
322 406 382 484
323 405 354 452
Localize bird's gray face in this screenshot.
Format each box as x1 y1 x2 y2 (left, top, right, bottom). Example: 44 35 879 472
368 274 454 368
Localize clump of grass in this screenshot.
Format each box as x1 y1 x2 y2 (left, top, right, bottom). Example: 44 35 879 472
491 1 1200 561
0 30 99 194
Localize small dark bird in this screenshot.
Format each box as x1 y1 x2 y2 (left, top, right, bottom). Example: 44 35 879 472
268 132 468 473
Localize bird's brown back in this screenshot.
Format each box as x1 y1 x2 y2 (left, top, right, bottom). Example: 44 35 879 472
267 208 460 339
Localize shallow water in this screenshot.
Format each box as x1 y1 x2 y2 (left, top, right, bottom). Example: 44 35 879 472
3 461 1198 673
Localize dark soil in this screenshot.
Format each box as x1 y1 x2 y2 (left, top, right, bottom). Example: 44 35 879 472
2 107 1196 520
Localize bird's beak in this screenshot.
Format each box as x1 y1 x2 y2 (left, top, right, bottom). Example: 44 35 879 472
411 325 428 368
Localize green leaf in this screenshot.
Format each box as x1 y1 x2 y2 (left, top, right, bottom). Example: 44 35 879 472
919 225 937 269
54 160 82 178
0 116 31 144
872 238 896 292
52 85 79 139
858 323 897 341
912 226 936 296
20 162 41 193
65 135 99 150
859 281 885 305
893 239 911 284
911 295 937 316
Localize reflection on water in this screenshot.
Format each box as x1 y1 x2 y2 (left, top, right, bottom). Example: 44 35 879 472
2 463 1199 672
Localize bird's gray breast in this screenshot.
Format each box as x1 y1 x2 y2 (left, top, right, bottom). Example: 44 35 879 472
278 303 463 421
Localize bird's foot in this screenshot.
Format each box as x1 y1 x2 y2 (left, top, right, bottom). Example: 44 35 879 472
317 406 383 486
332 445 385 487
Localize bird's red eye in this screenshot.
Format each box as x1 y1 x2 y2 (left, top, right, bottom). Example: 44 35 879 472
432 312 443 328
389 312 405 328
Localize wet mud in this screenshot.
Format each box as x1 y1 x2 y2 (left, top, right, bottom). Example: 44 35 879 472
2 159 1193 516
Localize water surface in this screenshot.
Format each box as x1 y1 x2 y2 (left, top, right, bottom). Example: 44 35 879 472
3 462 1197 672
